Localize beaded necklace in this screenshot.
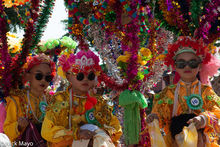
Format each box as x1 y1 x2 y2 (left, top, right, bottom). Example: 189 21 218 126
68 88 97 129
27 90 47 123
172 80 202 117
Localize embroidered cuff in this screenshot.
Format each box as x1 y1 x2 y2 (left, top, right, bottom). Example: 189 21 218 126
200 115 207 128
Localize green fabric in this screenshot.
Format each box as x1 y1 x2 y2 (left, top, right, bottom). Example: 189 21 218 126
119 89 148 145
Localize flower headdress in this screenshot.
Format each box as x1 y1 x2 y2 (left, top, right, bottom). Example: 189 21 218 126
165 36 220 85
59 50 101 76
23 53 56 78
165 36 211 67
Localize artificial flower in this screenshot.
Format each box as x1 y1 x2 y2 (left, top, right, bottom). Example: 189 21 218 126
140 47 152 58
156 54 166 60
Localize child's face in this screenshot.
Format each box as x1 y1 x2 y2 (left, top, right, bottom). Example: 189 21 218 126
27 63 52 93
66 70 96 94
174 52 201 82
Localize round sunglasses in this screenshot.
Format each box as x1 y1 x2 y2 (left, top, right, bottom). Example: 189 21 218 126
175 59 201 69
35 73 53 83
76 72 96 81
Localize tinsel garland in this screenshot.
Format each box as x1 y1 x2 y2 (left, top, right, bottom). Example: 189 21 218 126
140 108 151 147
154 1 179 35
10 0 40 90
158 0 190 35
98 72 128 91
31 0 56 50
195 0 220 44
176 0 190 22
0 0 12 96
189 0 207 33
124 21 139 83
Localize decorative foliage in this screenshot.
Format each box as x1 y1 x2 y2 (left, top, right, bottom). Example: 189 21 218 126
38 36 77 56
3 0 30 8
9 0 41 91
30 0 56 50
0 0 12 96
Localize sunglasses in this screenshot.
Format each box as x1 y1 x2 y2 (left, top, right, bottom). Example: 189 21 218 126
35 73 53 83
76 72 96 81
175 59 201 69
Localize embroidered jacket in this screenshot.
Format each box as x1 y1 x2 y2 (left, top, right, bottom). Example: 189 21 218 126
152 80 220 146
41 87 122 146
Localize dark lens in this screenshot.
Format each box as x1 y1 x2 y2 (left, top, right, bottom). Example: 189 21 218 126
35 73 43 81
76 73 84 81
189 60 200 69
175 61 186 69
88 72 95 81
45 75 53 83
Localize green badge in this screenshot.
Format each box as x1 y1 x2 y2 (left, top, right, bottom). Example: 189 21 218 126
39 101 48 121
85 108 101 127
184 94 203 110
39 101 48 113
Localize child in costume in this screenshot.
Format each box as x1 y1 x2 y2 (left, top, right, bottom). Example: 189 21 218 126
146 37 220 146
41 50 122 147
3 54 56 143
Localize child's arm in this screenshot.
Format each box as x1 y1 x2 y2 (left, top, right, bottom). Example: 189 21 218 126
105 114 122 145
41 111 72 143
41 93 74 144
200 87 220 134
3 96 21 142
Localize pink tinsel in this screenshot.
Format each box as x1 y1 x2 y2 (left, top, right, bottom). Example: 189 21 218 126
0 0 12 96
200 55 220 85
195 0 220 44
0 102 6 133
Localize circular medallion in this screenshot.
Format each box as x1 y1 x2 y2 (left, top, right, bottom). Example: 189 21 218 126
85 108 101 127
184 94 203 110
39 101 48 113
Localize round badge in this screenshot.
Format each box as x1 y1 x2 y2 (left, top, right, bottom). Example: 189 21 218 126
39 101 48 113
88 111 95 121
190 97 199 106
184 94 203 110
85 108 101 127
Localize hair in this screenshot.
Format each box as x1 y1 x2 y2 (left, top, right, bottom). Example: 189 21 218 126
170 113 197 139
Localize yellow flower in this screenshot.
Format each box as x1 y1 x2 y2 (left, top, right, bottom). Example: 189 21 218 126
116 51 131 63
57 66 66 79
117 56 129 63
140 48 152 58
137 55 147 65
23 63 28 69
156 54 166 60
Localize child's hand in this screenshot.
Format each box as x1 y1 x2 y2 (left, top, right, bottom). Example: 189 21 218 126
18 117 29 132
78 129 96 140
146 113 159 123
187 115 206 129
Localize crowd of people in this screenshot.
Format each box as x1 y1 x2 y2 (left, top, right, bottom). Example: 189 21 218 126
0 37 219 147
